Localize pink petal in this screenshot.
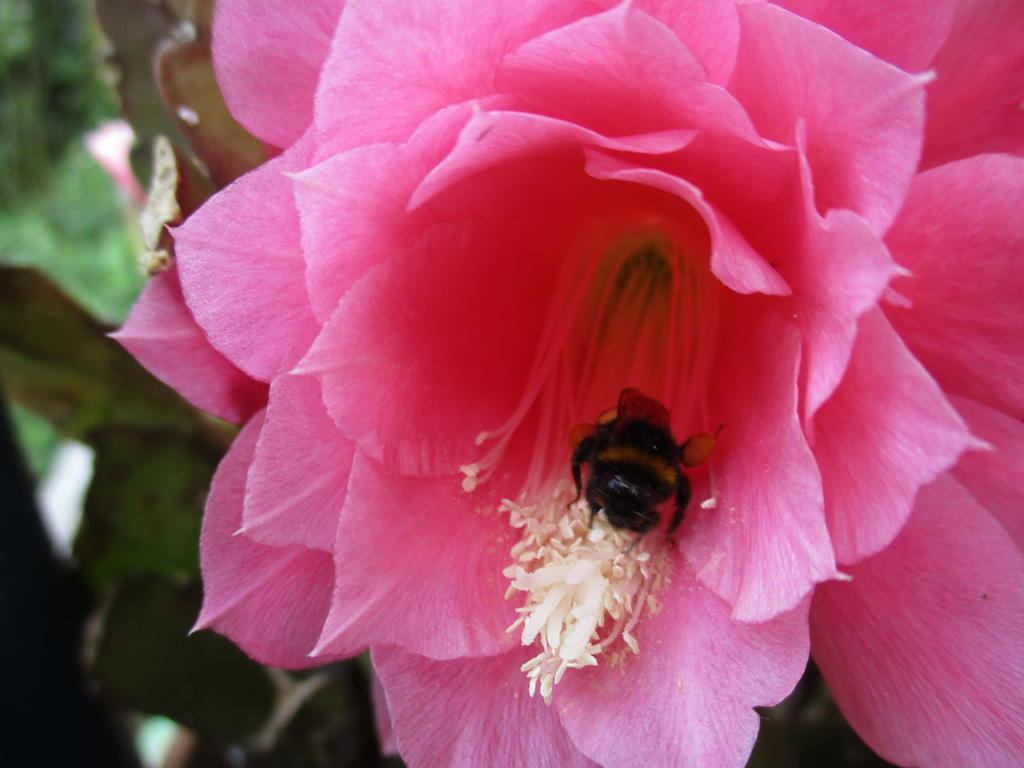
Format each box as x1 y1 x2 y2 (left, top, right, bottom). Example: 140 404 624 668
299 218 552 476
683 308 835 621
786 137 899 421
922 0 1024 168
950 396 1024 555
193 413 338 668
312 0 592 156
495 3 757 140
370 671 398 756
731 2 928 234
814 309 971 565
665 110 797 222
373 645 600 768
660 122 895 425
174 138 320 382
884 154 1024 418
796 214 898 423
772 0 955 72
241 373 353 552
410 108 694 212
557 554 810 768
810 474 1024 768
212 0 345 148
84 120 145 204
294 103 472 324
625 0 741 85
312 451 519 659
583 151 791 296
112 267 267 424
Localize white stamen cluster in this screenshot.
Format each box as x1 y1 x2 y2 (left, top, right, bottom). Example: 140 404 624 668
503 482 661 704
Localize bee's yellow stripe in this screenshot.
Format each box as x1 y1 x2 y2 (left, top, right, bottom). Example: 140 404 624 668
597 445 678 487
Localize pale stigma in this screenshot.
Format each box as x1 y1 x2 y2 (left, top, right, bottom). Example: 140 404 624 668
503 481 664 705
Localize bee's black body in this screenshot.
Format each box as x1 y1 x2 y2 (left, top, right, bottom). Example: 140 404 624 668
570 388 691 535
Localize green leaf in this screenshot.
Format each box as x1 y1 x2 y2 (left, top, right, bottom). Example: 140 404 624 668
93 576 274 743
0 267 200 437
74 427 223 588
0 140 144 324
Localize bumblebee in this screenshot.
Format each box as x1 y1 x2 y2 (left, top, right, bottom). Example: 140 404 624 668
569 388 717 536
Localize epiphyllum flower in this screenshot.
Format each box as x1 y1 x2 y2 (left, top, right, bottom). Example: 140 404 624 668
115 0 1024 767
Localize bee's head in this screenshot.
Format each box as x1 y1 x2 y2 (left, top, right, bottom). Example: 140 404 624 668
596 474 657 531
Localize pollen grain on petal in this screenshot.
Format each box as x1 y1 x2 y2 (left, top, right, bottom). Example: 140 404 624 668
460 462 481 492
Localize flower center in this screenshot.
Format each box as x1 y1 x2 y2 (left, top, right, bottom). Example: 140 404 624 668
470 218 719 493
502 481 668 705
466 214 719 701
566 219 719 430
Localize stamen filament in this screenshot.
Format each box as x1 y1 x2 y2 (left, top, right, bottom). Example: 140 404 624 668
503 482 667 704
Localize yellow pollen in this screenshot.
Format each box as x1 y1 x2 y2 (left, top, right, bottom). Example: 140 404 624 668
597 444 678 487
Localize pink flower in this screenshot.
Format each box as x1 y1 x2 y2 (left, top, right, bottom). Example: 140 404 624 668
115 1 1024 766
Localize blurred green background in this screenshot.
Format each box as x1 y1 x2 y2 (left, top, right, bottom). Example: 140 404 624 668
0 0 142 323
0 2 900 767
1 0 144 478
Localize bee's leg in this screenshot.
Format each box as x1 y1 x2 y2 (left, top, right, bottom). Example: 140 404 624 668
668 474 691 534
623 534 643 555
570 435 595 505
